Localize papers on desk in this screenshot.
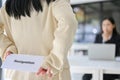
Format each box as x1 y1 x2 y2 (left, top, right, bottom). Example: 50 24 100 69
1 54 44 72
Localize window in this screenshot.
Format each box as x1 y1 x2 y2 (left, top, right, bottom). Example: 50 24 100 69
72 0 120 43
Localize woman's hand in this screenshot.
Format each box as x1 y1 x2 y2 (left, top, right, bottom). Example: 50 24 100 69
102 33 111 42
36 67 52 78
3 51 13 60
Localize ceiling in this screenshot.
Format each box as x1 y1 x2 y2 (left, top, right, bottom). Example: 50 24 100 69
72 0 120 14
70 0 108 5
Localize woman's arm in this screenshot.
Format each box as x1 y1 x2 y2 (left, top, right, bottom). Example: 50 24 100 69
41 0 78 76
0 6 17 61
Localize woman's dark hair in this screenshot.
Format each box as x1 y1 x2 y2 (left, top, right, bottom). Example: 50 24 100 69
102 17 118 34
5 0 55 19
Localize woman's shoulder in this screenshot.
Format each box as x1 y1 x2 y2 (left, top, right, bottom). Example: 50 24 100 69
0 5 5 13
95 33 102 40
96 33 102 37
116 33 120 39
0 6 8 21
112 33 120 41
113 33 120 37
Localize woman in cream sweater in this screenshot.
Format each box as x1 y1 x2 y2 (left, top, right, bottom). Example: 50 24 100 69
0 0 78 80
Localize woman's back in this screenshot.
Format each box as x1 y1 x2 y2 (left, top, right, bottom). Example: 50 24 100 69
7 1 55 55
0 0 78 80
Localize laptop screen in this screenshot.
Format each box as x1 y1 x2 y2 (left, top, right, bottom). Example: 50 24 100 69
88 44 115 60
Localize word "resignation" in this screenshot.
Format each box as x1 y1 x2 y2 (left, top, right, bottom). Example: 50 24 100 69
14 60 35 64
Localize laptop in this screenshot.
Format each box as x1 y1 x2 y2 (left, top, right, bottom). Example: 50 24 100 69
88 44 115 60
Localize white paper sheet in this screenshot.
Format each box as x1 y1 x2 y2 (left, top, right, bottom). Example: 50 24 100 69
1 54 44 72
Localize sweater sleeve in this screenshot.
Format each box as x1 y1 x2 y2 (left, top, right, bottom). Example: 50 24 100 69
41 0 78 75
0 6 17 61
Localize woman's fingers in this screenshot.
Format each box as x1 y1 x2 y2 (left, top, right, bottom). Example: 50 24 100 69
36 67 42 75
36 67 47 75
36 67 52 78
47 68 52 77
4 51 12 60
40 70 46 75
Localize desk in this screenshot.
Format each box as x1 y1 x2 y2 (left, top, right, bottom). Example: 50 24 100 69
98 60 120 80
68 55 120 80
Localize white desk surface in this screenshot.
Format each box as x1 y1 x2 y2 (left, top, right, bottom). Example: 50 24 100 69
68 55 120 74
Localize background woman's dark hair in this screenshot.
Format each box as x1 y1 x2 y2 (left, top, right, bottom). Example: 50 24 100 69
5 0 55 19
101 17 118 34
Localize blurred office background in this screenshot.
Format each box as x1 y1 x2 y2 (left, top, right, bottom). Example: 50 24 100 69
71 0 120 43
0 0 120 80
70 0 120 80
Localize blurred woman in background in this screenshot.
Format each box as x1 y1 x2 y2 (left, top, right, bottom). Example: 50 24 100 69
83 17 120 80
